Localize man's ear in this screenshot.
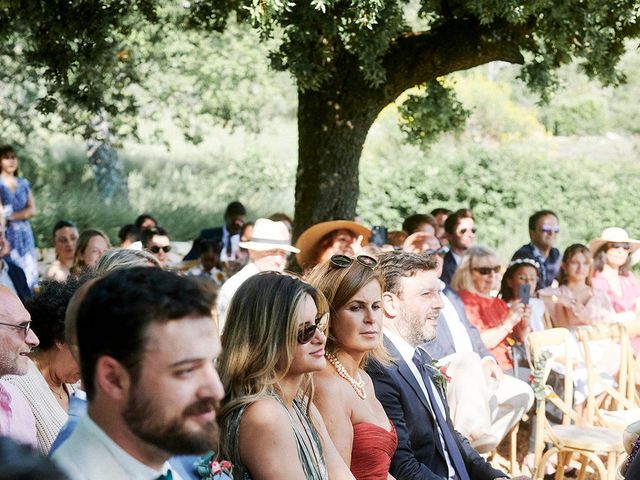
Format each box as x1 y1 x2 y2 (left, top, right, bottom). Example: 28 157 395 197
382 291 399 319
95 356 131 402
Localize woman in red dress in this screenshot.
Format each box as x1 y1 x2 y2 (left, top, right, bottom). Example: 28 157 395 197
308 254 397 480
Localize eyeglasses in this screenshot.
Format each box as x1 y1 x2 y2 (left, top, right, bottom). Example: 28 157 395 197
517 275 538 282
297 313 329 344
330 254 378 269
540 225 560 234
609 242 630 250
0 320 32 337
459 228 477 235
148 245 172 254
425 247 449 256
473 266 501 275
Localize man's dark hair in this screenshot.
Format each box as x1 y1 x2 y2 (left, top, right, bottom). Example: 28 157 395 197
195 238 222 255
134 213 158 230
376 251 438 296
118 224 140 244
0 437 69 480
224 201 246 218
52 220 77 239
140 226 169 248
402 214 437 235
430 207 451 217
77 268 215 400
25 278 82 351
528 210 558 231
444 208 474 235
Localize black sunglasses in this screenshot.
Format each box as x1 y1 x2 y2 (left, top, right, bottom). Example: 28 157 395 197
459 227 477 235
609 242 630 250
148 245 172 254
297 313 329 344
330 254 378 269
473 266 501 275
425 246 449 256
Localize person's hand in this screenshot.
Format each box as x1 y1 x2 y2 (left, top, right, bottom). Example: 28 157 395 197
482 358 504 383
401 231 429 253
505 300 524 329
351 235 364 255
520 304 531 326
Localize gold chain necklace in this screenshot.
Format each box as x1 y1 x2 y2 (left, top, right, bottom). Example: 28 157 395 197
325 352 366 399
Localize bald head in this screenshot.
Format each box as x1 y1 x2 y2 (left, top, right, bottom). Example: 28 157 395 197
0 286 39 376
65 278 99 362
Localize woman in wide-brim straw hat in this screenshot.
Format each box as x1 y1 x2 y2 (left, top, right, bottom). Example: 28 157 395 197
589 227 640 323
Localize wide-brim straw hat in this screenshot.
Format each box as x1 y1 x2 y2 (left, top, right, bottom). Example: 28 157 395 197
587 227 640 254
238 218 299 253
295 220 371 267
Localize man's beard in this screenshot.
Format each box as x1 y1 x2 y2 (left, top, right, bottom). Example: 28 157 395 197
123 389 220 455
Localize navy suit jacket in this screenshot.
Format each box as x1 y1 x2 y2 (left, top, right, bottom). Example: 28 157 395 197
440 250 458 286
424 286 493 361
183 226 224 261
366 337 505 480
2 257 32 303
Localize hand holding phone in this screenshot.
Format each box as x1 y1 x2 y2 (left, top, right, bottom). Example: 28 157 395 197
518 284 531 305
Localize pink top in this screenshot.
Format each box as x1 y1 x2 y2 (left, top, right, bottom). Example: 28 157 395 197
539 285 615 328
0 380 37 448
592 271 640 314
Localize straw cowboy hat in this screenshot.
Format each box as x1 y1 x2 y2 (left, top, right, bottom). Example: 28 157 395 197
295 220 371 267
239 218 299 253
587 227 640 254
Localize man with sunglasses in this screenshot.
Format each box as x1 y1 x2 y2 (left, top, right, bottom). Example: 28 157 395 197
141 226 172 268
441 208 476 286
0 286 39 446
511 210 561 290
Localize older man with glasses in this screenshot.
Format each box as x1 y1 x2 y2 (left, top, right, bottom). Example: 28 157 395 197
511 210 561 289
0 286 40 446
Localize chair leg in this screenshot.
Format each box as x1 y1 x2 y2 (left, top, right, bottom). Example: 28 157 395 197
555 452 567 480
510 423 520 475
536 447 558 480
606 452 617 480
576 454 588 480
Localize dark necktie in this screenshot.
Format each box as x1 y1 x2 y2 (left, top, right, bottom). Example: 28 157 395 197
226 237 232 256
412 350 470 480
155 470 173 480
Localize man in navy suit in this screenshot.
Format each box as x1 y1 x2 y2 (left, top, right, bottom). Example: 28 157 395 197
0 219 31 303
367 251 527 480
183 201 246 261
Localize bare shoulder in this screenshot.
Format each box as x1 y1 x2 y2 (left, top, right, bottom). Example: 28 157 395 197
240 397 290 432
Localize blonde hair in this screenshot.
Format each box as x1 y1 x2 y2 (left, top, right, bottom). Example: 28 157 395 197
306 259 390 366
70 229 111 275
95 248 160 272
219 272 328 420
450 245 499 292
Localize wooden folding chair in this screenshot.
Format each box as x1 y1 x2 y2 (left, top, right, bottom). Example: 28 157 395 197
526 328 625 480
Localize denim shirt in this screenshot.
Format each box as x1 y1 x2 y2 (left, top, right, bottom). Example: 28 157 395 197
511 243 561 289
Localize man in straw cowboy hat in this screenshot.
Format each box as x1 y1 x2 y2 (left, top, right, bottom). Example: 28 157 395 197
216 218 299 330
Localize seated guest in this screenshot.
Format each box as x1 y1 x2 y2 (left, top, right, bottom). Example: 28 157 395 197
0 286 39 448
116 223 139 248
0 218 31 303
366 251 516 479
232 221 254 272
0 437 69 480
95 248 160 273
511 210 561 290
187 239 227 286
451 246 530 374
441 208 476 285
140 226 172 268
402 214 437 236
589 227 640 321
52 268 225 479
134 213 157 231
69 229 110 277
499 258 547 333
4 280 82 453
430 207 451 245
219 272 354 479
308 255 398 479
424 250 533 453
295 220 371 271
46 220 79 282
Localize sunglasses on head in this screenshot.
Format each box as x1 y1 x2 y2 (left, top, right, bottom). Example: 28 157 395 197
609 242 630 250
459 227 476 235
330 254 378 269
148 245 172 254
425 246 449 256
473 266 501 275
297 312 329 344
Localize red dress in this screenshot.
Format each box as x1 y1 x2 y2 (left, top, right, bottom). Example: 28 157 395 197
350 421 397 480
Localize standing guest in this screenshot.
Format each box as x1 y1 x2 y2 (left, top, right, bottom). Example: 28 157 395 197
441 209 476 285
366 251 517 480
69 229 111 277
134 213 157 231
511 210 561 290
0 286 40 447
295 220 371 271
116 223 139 248
46 220 79 282
140 226 172 268
52 268 225 479
187 239 227 286
219 272 354 480
184 200 246 262
308 255 398 479
0 218 32 303
451 246 530 374
4 280 82 454
0 146 38 289
590 227 640 321
431 208 451 245
216 218 298 330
